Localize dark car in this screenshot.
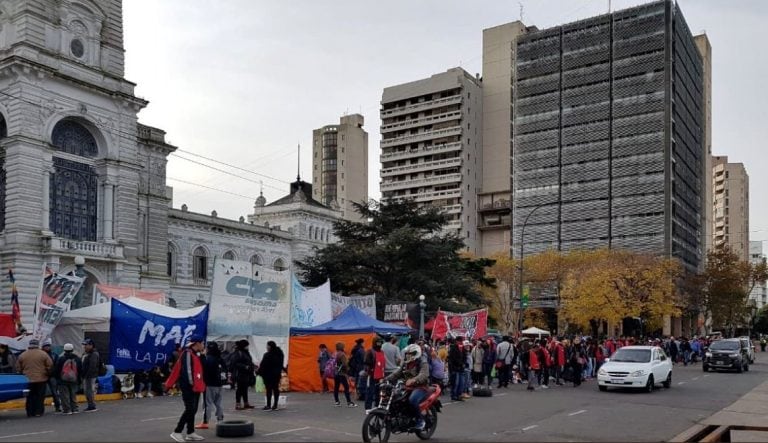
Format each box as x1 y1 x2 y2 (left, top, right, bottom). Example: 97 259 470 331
0 374 29 402
703 339 749 373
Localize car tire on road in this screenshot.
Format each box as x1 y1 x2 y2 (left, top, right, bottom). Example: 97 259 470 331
737 362 744 373
216 420 254 438
598 385 607 392
645 375 654 393
703 365 708 372
744 363 749 372
662 373 672 389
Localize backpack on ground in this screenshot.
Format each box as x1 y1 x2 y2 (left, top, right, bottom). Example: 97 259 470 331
61 358 78 383
323 355 338 379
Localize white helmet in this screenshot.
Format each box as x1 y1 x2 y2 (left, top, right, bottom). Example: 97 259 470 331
403 344 422 364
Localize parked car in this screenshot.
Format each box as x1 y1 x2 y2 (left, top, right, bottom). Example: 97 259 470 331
597 346 672 393
738 336 755 364
0 374 29 402
703 338 749 373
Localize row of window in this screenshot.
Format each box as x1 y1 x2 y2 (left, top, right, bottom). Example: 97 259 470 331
167 246 287 282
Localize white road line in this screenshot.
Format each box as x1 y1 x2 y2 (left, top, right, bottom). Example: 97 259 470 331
263 427 311 436
568 409 587 416
140 415 177 422
692 376 700 381
0 431 54 440
496 393 508 397
522 425 538 431
678 381 686 385
703 374 711 378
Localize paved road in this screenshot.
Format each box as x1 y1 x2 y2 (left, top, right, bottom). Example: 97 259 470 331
0 362 765 442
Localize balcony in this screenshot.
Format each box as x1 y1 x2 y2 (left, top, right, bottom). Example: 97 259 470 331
381 95 462 119
445 220 463 231
381 173 462 192
479 199 511 213
441 204 463 215
380 126 461 148
380 157 461 177
381 111 462 134
388 188 462 203
380 142 463 162
43 237 125 260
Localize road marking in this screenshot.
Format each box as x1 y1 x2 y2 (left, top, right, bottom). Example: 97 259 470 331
692 376 700 381
140 416 177 422
568 409 586 416
496 393 508 397
522 425 538 431
0 431 53 440
703 374 711 378
678 382 686 385
264 427 311 436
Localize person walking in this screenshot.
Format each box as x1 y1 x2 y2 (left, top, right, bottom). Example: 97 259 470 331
350 338 366 401
363 337 386 412
495 336 514 388
527 342 541 391
447 338 464 401
570 338 585 387
0 343 17 374
381 335 401 377
317 344 331 393
471 340 485 387
230 340 255 410
81 338 101 412
332 342 357 407
257 341 285 411
53 343 82 415
196 342 226 430
168 336 206 442
481 340 496 386
16 339 53 417
40 339 61 413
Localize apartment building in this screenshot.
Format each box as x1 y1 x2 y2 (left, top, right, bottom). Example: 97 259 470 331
749 241 767 309
312 114 369 221
511 0 705 272
380 68 483 253
712 156 749 262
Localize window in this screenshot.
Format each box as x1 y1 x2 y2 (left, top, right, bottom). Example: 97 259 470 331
193 247 208 282
0 115 7 232
250 254 263 266
167 243 177 280
223 250 235 260
273 258 287 271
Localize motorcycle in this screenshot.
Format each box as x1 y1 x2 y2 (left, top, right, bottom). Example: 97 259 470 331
362 380 442 442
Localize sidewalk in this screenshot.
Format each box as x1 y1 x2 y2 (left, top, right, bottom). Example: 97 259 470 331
672 379 768 442
0 393 122 411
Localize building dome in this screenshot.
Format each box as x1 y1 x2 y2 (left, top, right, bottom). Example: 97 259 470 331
255 191 267 208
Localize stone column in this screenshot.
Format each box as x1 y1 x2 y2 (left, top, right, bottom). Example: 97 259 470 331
41 167 53 233
103 181 114 241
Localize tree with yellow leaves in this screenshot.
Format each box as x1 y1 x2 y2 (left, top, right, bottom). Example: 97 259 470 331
481 252 518 334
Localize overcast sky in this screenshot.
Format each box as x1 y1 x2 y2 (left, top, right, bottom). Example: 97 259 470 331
123 0 768 243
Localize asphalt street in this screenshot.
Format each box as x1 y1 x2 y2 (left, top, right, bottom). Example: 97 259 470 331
0 361 766 442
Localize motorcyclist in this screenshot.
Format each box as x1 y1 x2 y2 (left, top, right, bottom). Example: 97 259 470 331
384 344 430 431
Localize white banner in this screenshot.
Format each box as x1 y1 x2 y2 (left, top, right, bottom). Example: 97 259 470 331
291 277 333 328
209 259 291 364
331 293 377 319
33 268 85 341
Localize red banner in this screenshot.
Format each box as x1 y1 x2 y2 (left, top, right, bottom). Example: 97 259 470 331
431 308 488 341
94 285 165 304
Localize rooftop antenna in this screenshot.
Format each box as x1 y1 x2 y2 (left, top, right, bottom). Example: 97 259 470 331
259 180 263 196
519 2 524 22
608 0 611 13
296 143 301 181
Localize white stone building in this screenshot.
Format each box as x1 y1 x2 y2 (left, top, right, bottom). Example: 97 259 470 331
749 241 767 309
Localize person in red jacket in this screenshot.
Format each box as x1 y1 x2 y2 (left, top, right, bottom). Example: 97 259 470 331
549 339 566 386
168 336 206 442
527 342 541 391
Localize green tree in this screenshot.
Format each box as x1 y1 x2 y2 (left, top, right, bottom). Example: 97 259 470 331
295 199 495 312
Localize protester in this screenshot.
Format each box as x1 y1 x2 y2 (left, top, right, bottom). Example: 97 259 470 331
230 339 255 410
447 338 464 401
168 336 206 442
317 344 331 393
81 338 101 412
41 339 61 412
382 335 401 377
350 338 366 401
196 342 226 429
0 343 17 374
481 339 496 386
471 340 485 386
257 341 285 411
495 336 514 388
149 365 166 396
363 336 386 412
54 343 82 415
332 342 357 407
16 339 53 417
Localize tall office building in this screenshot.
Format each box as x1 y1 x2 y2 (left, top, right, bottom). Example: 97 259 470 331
380 68 482 253
511 0 705 272
694 34 713 258
749 241 767 309
312 114 368 221
712 156 749 262
478 21 530 256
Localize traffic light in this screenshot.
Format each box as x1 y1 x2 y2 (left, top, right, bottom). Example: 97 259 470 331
522 286 529 309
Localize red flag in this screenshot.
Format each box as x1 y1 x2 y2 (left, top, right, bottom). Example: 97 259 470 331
9 269 21 326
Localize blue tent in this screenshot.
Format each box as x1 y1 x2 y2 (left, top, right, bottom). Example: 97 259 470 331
290 305 411 335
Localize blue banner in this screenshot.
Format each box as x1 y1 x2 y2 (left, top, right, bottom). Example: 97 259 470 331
109 299 208 371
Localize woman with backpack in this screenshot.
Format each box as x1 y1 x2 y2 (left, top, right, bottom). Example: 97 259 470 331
331 342 357 408
54 343 82 415
230 340 256 410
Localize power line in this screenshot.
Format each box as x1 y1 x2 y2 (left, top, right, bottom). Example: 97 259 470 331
167 177 259 201
173 148 291 185
170 153 286 192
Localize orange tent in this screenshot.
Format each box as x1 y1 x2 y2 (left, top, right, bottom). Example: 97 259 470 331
288 333 376 392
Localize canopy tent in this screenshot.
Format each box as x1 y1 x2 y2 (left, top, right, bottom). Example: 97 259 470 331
521 327 551 338
289 306 410 392
52 297 206 355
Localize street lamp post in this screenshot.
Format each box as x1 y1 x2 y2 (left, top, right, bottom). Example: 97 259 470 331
418 294 426 340
517 203 546 333
73 256 86 310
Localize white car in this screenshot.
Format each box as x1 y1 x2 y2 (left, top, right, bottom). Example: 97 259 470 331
597 346 672 392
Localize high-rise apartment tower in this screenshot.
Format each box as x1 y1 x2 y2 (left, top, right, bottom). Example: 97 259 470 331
712 156 749 262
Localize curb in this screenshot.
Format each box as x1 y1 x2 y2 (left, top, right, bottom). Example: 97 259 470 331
0 393 122 411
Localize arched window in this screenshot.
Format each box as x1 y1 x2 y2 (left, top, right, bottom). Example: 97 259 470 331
193 247 208 283
0 114 7 232
50 120 98 241
273 258 286 271
320 228 326 243
314 227 319 240
223 250 236 260
250 254 263 266
167 243 177 281
308 226 314 239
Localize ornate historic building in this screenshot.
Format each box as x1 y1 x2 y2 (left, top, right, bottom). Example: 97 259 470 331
0 1 340 320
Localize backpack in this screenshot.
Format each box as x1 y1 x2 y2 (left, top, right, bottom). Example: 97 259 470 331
323 355 338 379
61 358 78 383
